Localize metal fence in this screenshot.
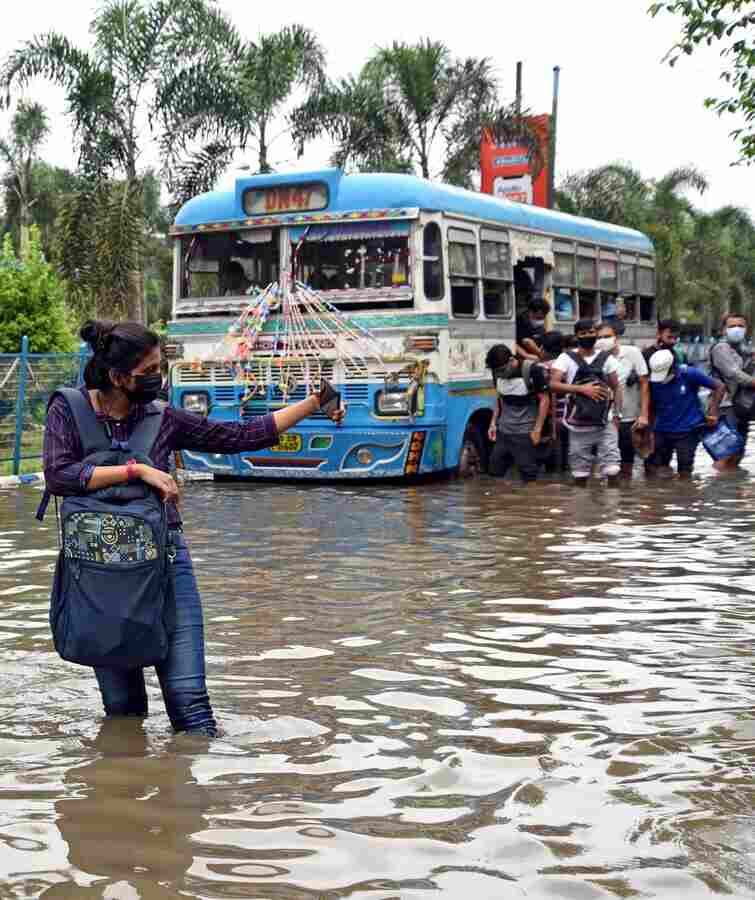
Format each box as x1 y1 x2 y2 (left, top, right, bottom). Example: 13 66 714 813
0 337 88 475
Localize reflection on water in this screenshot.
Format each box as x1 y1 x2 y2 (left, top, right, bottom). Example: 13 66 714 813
1 456 755 898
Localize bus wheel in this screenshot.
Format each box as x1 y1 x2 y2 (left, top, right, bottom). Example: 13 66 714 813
458 423 487 478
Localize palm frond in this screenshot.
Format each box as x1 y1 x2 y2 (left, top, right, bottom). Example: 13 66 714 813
168 142 235 210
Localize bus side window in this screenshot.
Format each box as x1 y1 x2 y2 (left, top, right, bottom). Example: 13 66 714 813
448 227 478 318
423 223 444 300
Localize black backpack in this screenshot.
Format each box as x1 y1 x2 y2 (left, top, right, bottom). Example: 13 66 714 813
37 388 174 669
564 350 612 427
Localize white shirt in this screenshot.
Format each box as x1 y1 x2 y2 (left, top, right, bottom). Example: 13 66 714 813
553 349 619 384
614 344 648 421
552 349 619 433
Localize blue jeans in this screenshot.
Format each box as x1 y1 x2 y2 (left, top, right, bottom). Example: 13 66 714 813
93 530 217 735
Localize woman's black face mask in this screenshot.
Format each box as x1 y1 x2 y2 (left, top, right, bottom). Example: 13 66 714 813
124 373 163 405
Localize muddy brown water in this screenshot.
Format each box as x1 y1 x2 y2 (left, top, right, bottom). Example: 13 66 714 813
1 457 755 898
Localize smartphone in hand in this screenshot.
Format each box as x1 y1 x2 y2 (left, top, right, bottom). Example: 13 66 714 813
318 379 342 418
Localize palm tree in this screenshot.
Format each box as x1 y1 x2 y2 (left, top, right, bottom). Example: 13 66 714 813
0 100 49 254
290 71 414 176
2 160 80 257
164 24 326 207
556 163 651 230
292 39 538 187
556 163 710 319
0 0 241 319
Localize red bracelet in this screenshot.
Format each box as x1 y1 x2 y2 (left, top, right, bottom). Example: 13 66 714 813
126 459 138 481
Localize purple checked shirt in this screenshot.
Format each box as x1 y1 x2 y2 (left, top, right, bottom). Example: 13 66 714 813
43 386 279 525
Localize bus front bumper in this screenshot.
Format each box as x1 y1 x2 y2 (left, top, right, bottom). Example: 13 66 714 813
177 427 447 479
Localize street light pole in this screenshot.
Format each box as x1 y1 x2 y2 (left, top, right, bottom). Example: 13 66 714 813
547 66 561 210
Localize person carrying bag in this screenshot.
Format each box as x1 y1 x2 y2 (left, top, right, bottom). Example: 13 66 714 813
40 319 345 736
709 312 755 469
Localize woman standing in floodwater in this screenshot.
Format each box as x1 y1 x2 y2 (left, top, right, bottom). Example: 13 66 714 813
43 320 344 736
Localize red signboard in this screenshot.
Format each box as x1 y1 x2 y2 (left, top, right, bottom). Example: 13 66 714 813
480 114 550 208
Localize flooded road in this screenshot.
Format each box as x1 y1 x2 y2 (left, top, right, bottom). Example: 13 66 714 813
1 459 755 898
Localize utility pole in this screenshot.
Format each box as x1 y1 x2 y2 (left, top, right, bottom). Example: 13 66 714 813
547 66 561 210
515 61 523 117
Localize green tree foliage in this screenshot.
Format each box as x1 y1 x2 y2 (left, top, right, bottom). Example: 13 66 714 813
291 39 540 187
556 162 755 327
290 71 414 175
650 0 755 162
2 161 80 256
164 24 326 208
54 179 146 321
0 227 75 353
0 100 49 254
0 0 241 320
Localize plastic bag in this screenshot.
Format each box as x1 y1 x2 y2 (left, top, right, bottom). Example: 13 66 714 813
701 419 745 461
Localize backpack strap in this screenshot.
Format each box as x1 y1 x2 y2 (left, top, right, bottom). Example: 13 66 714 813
55 387 112 456
37 388 109 523
565 349 610 377
36 392 166 522
521 359 534 391
52 389 165 457
593 350 612 371
128 401 166 457
564 350 585 371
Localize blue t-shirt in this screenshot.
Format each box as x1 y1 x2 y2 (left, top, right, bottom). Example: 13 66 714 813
651 365 715 433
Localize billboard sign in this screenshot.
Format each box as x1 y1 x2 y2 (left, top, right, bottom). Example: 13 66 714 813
480 114 550 208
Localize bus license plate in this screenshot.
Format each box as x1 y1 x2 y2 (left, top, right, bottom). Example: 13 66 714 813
270 433 302 453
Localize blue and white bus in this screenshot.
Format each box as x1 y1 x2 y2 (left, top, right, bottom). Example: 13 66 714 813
168 169 656 479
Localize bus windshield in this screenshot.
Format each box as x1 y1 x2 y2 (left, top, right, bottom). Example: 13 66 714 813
181 229 280 299
291 222 411 306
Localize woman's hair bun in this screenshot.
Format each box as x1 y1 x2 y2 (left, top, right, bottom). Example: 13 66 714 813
80 319 115 352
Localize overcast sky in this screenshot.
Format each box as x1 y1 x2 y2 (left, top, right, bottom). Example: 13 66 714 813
1 0 752 216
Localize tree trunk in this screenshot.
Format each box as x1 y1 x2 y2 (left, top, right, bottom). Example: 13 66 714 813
129 265 145 323
418 130 430 180
258 121 269 174
124 166 145 324
19 201 31 257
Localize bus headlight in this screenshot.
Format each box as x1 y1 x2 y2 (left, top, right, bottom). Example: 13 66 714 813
376 388 410 416
182 392 209 415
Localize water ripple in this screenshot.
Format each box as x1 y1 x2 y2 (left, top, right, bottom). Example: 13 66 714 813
1 460 754 897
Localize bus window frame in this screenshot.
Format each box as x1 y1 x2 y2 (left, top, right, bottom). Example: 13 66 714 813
553 240 576 324
480 227 514 321
619 252 639 322
422 221 445 302
637 255 656 323
576 244 597 290
178 228 280 301
447 225 480 319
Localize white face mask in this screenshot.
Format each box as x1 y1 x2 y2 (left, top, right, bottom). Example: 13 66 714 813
594 337 616 353
726 326 746 344
497 377 528 397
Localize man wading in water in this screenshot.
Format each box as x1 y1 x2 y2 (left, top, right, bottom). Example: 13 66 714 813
549 319 623 486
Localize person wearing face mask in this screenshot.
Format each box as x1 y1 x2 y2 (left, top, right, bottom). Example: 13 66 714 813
550 319 623 486
515 298 550 361
647 348 725 479
643 319 688 367
595 321 650 479
709 312 755 470
486 344 550 483
42 319 345 736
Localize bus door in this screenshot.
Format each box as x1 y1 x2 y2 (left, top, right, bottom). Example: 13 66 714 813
510 233 555 328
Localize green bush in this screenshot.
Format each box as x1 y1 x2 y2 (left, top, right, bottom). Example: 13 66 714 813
0 227 76 353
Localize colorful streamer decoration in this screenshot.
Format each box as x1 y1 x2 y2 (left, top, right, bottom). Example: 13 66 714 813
209 277 386 403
